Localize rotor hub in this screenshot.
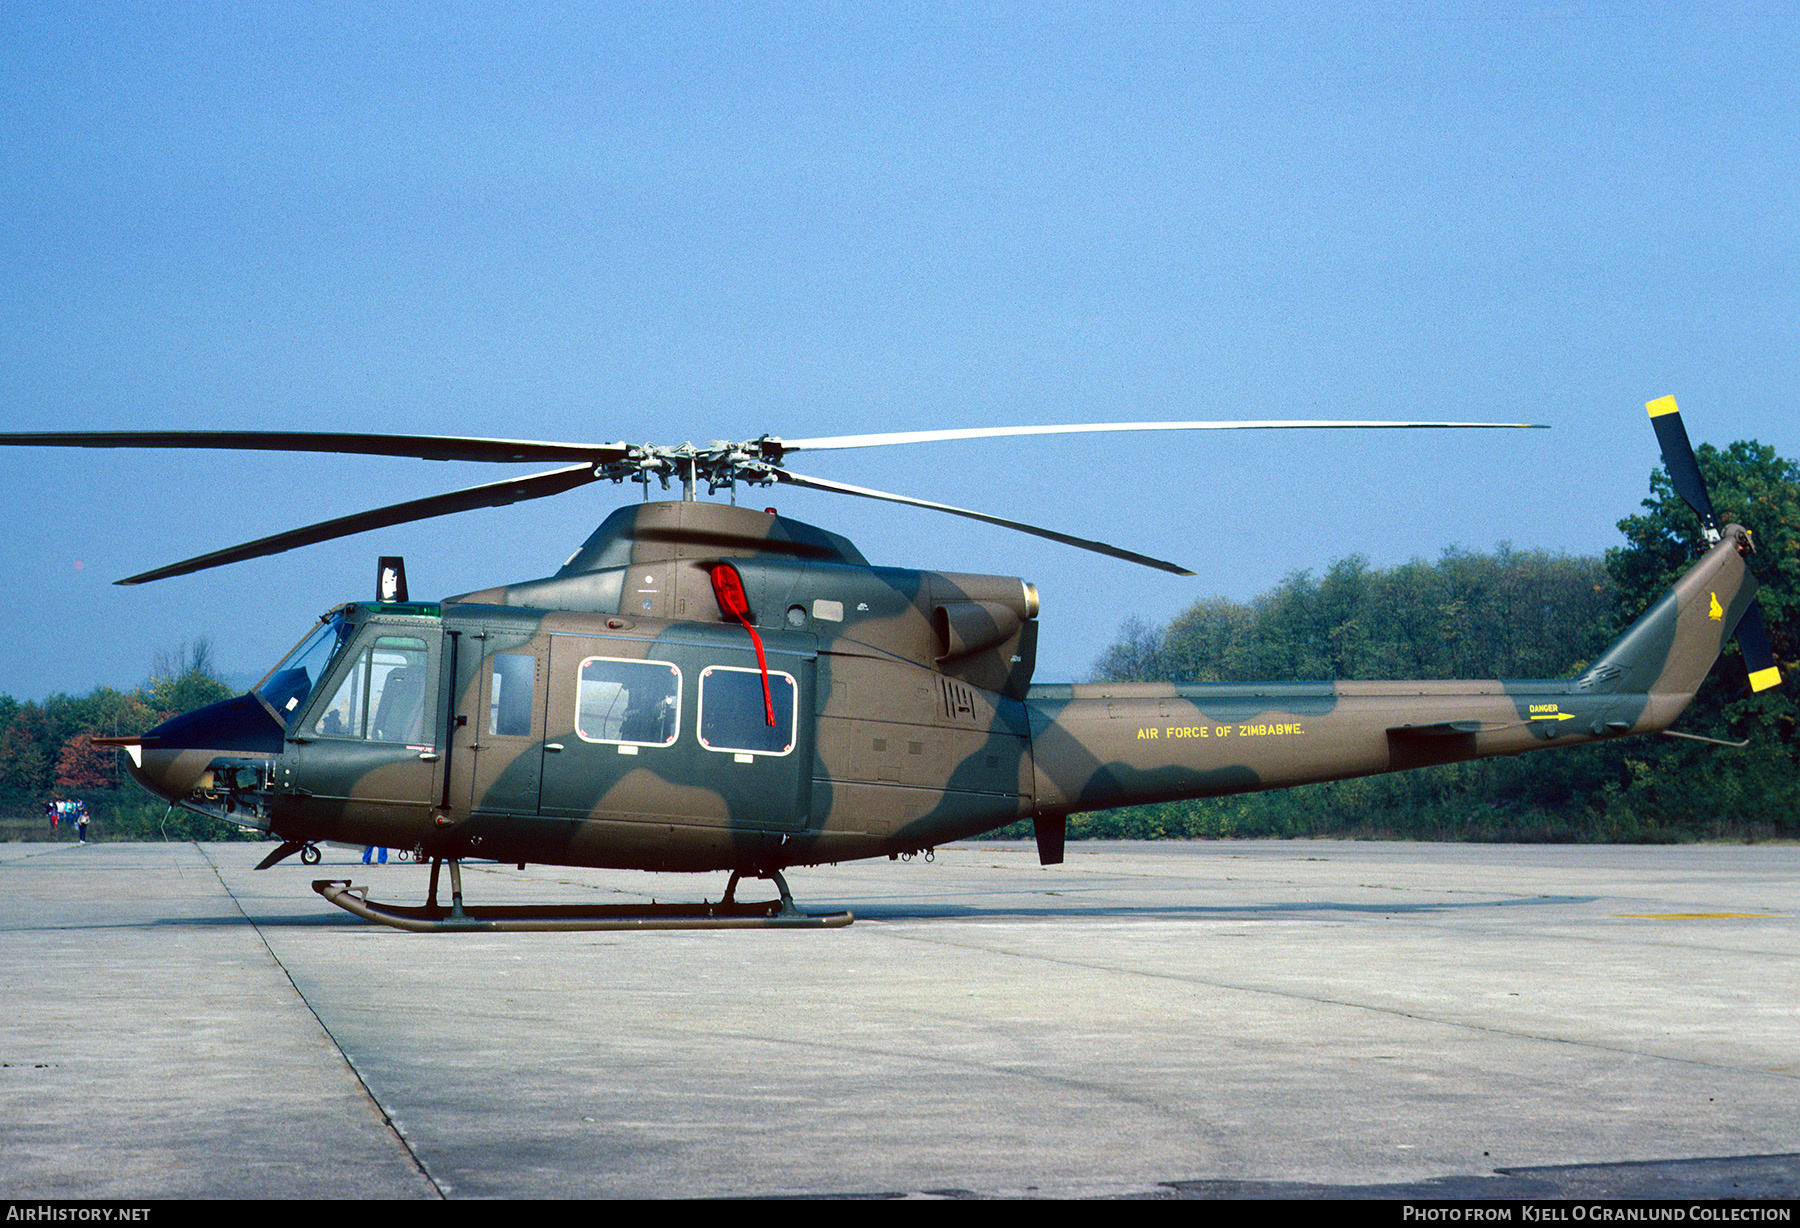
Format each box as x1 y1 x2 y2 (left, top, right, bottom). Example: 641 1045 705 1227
593 438 788 493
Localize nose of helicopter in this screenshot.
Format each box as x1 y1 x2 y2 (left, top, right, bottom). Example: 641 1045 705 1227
111 693 288 802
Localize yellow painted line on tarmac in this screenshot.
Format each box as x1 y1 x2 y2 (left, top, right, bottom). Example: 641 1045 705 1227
1613 912 1785 920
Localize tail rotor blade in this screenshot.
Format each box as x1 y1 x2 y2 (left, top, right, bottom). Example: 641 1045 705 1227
1644 397 1782 693
1646 396 1720 540
1735 599 1783 693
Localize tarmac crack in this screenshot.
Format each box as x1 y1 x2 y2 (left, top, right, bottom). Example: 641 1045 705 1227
870 922 1800 1084
196 843 449 1199
624 1018 1208 1134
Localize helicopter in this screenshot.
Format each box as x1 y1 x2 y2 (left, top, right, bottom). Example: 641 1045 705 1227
0 398 1781 930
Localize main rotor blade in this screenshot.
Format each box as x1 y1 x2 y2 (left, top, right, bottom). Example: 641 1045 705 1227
1645 397 1719 538
771 468 1195 576
0 430 627 466
117 462 601 585
778 419 1547 452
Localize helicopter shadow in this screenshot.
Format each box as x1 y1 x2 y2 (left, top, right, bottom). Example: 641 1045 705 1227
117 890 1605 928
141 911 367 929
821 892 1600 923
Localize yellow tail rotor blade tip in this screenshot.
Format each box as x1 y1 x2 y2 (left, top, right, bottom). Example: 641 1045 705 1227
1646 395 1680 417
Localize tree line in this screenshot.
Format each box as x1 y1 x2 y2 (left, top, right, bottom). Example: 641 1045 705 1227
0 642 250 840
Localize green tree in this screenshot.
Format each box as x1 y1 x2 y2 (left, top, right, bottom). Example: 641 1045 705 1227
1097 547 1612 688
148 640 234 716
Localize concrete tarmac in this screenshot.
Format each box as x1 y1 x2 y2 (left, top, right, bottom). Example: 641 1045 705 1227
1 838 1795 1200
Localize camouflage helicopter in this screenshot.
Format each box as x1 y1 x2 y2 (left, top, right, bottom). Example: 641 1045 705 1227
1 398 1781 930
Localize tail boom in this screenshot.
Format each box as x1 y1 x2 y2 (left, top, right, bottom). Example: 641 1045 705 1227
1027 528 1763 816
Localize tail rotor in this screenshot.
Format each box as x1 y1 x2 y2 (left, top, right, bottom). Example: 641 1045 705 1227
1645 397 1782 693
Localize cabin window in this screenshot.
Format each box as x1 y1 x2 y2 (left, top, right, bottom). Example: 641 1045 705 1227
311 636 431 744
488 653 538 737
575 657 681 747
697 665 797 757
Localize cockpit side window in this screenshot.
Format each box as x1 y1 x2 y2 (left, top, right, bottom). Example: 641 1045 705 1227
312 635 432 744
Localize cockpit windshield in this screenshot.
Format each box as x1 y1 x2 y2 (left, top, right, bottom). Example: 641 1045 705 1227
254 612 357 730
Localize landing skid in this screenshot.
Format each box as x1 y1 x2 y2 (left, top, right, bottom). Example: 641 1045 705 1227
312 861 853 932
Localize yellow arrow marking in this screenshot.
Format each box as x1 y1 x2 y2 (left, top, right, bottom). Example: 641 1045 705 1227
1529 712 1577 722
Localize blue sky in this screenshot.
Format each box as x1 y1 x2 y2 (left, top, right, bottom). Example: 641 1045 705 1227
3 2 1797 699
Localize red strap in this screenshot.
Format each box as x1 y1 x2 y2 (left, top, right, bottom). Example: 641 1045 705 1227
709 564 775 726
